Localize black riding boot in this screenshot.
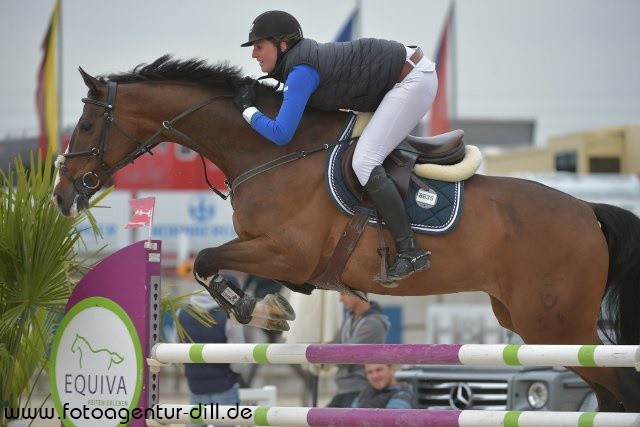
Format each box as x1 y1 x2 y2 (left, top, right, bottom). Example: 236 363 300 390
364 166 430 285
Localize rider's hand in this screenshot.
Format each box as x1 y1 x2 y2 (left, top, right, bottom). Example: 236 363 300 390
234 84 256 112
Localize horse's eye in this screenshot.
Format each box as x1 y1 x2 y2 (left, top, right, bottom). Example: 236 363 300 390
79 122 92 132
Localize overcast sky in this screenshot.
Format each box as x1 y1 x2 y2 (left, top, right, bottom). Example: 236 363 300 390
1 0 639 146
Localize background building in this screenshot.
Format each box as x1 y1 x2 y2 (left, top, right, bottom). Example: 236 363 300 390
484 125 640 175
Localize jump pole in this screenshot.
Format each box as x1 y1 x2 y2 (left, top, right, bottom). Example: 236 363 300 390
145 405 640 427
148 343 640 370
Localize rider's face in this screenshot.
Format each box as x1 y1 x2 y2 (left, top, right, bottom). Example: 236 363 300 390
251 39 284 73
251 39 288 73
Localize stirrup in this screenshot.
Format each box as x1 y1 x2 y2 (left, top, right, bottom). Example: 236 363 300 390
375 250 431 288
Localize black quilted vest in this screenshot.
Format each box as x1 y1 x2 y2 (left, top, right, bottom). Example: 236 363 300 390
268 38 406 112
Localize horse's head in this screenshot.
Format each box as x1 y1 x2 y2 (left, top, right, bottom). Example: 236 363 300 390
53 68 144 216
52 56 249 216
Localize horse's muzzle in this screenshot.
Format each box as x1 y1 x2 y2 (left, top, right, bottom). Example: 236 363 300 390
52 187 89 217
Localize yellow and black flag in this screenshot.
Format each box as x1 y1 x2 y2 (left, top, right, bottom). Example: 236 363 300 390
36 1 60 157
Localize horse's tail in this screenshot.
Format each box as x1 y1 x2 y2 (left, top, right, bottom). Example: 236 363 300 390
591 202 640 345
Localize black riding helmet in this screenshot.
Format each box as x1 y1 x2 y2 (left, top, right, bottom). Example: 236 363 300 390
240 10 303 47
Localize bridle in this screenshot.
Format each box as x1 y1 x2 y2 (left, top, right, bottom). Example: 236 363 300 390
59 78 347 203
58 80 232 199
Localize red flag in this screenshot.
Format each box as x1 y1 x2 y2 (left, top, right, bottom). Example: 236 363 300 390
429 7 453 136
126 197 156 229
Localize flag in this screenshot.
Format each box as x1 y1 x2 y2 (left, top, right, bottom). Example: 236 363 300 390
429 6 453 136
126 197 156 229
334 5 359 42
36 1 60 158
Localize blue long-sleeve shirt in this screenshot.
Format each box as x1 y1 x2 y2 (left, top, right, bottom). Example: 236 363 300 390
249 64 320 146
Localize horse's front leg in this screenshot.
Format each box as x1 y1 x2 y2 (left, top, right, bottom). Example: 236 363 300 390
192 239 298 331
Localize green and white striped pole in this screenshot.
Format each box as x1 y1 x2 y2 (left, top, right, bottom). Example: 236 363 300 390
148 343 640 369
144 405 640 427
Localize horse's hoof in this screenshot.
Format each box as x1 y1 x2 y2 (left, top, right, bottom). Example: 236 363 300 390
251 293 296 321
246 315 290 332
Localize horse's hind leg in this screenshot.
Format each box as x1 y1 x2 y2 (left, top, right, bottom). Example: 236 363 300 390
504 280 629 410
491 296 634 410
526 319 632 411
584 380 621 411
570 366 640 412
614 368 640 411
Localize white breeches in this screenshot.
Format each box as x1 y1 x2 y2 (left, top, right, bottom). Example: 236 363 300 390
352 49 438 186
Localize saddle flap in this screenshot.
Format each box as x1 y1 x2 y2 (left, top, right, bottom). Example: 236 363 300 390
341 140 418 201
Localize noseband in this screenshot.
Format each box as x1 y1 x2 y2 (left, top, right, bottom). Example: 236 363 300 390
58 80 232 199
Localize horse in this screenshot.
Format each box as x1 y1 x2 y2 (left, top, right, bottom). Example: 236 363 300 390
52 55 640 411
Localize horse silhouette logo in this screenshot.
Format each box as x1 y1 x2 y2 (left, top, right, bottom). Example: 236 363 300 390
70 334 124 370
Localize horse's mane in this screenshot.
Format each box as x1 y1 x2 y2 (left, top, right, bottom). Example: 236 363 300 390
102 54 278 95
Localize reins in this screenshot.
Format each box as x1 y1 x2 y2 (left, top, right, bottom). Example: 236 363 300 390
61 79 353 202
59 79 232 199
229 143 338 193
228 113 357 196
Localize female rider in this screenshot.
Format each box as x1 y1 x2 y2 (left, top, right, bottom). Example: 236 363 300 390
235 10 438 287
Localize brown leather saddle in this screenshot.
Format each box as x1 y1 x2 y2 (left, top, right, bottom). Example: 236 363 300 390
341 129 466 199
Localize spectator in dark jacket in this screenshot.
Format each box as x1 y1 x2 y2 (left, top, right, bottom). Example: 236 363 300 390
326 293 390 407
352 364 413 409
176 282 245 427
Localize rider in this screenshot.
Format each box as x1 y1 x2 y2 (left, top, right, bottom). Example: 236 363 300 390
235 10 438 286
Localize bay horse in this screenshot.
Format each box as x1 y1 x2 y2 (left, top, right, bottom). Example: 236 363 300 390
52 55 640 411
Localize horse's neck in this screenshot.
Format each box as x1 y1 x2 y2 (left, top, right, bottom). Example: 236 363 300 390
130 82 242 174
136 82 345 181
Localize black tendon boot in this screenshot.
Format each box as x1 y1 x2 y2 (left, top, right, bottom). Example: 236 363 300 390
364 166 430 286
204 274 256 324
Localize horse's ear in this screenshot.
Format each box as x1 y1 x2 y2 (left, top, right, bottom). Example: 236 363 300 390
78 67 100 93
